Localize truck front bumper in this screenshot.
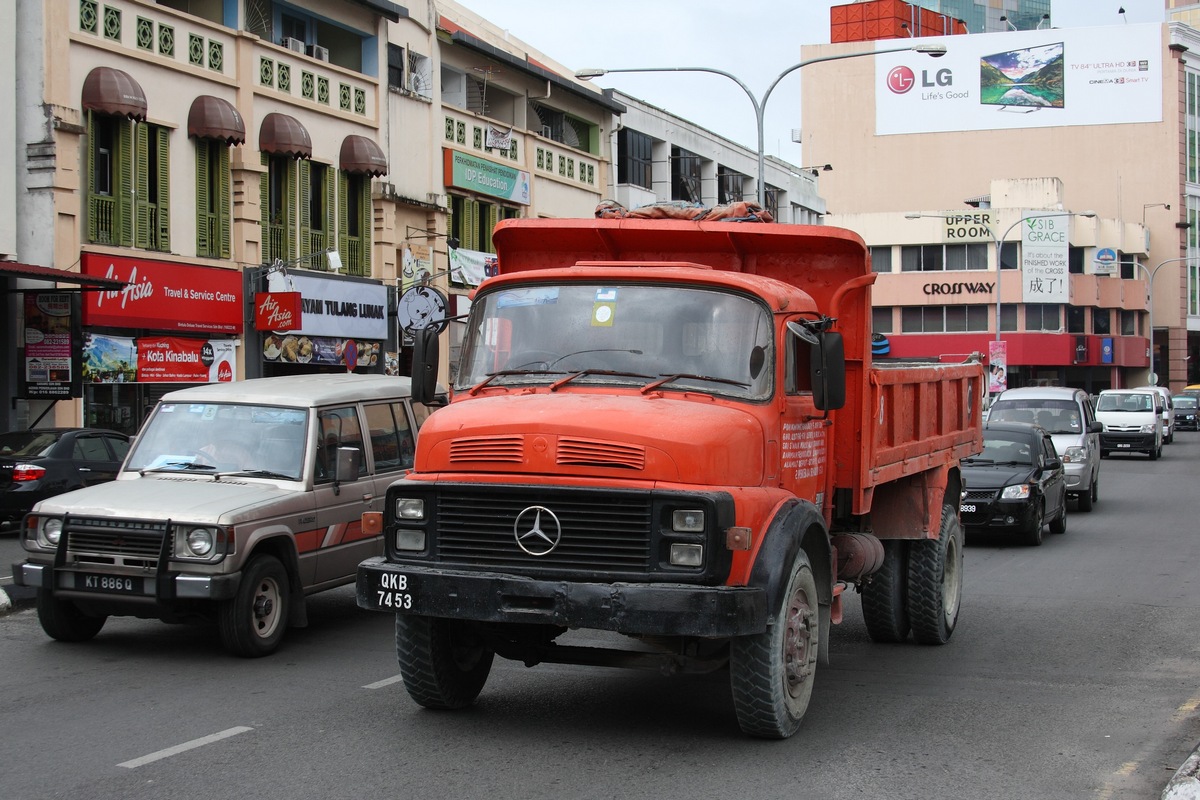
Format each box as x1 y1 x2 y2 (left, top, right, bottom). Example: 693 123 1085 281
356 557 767 638
14 561 240 602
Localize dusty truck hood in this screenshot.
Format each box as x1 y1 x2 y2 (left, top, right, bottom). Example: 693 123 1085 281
418 392 767 486
31 474 310 525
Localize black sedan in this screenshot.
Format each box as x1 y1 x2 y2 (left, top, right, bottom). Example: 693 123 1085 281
0 428 130 531
959 422 1068 546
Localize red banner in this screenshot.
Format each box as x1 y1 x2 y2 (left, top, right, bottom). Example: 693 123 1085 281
255 291 302 331
136 336 236 383
81 253 243 333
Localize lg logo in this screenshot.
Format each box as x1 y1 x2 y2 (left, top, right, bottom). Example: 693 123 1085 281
887 65 916 94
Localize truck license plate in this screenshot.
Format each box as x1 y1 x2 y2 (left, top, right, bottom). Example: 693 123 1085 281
374 571 414 610
73 572 141 594
960 504 976 513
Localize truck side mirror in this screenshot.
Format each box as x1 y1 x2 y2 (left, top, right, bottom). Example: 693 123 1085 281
811 332 846 411
411 326 440 405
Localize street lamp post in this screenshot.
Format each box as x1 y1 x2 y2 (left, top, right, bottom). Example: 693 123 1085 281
576 43 947 208
1135 256 1197 385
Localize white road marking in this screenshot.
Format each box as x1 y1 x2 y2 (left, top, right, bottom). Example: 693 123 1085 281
363 675 404 690
117 726 254 769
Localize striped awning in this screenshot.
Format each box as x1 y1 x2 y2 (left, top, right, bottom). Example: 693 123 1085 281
259 113 312 159
188 95 246 145
340 135 388 176
81 67 147 120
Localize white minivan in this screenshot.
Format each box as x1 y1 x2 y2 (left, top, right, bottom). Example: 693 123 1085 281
986 386 1102 511
1095 388 1163 460
1137 385 1175 444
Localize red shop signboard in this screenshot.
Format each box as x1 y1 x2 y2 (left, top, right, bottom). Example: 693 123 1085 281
81 253 243 334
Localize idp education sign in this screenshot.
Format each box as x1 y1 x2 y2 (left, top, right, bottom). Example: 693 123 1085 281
443 149 531 205
876 23 1162 135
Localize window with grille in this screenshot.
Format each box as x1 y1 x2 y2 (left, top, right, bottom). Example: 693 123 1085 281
716 167 745 204
671 147 701 204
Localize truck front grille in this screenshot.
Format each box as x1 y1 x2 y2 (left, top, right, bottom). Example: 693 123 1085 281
65 517 167 568
435 488 654 573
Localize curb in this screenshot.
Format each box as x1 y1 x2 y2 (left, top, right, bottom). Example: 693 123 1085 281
0 582 36 617
1163 746 1200 799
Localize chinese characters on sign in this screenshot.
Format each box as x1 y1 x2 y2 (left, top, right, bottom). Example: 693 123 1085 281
1021 212 1070 305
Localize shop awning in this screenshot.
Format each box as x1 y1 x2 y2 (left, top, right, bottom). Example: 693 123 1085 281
0 262 127 289
339 134 388 176
188 95 246 144
259 113 312 159
81 67 148 120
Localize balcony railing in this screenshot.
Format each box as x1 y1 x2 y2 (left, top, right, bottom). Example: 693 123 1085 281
343 235 365 276
90 194 117 244
265 221 287 263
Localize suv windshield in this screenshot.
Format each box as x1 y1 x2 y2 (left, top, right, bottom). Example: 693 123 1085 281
125 403 308 480
455 284 774 401
987 399 1082 434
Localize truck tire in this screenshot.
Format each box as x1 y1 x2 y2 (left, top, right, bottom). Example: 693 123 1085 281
861 540 910 643
37 591 106 642
218 554 288 658
395 615 494 710
906 505 963 645
729 549 819 738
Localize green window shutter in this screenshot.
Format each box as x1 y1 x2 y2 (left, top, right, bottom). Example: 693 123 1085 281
196 141 210 255
134 122 148 248
86 112 98 243
299 159 311 258
217 145 231 259
285 159 297 260
360 177 372 273
325 166 336 245
260 151 269 232
156 126 170 252
337 170 349 264
463 200 478 251
485 204 500 253
117 121 134 247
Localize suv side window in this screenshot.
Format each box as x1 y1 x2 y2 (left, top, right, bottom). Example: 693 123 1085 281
364 401 416 472
316 406 368 481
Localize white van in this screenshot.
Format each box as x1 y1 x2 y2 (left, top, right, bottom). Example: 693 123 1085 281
1095 388 1163 460
987 386 1102 511
15 374 443 657
1137 386 1175 443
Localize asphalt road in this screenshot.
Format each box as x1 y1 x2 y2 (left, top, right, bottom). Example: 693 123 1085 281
4 436 1200 799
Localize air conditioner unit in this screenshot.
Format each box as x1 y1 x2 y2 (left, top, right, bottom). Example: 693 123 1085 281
306 44 329 61
282 37 305 54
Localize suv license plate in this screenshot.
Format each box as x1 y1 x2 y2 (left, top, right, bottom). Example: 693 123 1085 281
1118 443 1131 448
960 504 976 513
73 573 142 594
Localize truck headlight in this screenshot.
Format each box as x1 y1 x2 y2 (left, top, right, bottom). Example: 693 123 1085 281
670 543 704 567
37 517 63 548
174 526 227 560
395 498 425 521
1001 484 1031 500
672 509 705 532
185 527 215 557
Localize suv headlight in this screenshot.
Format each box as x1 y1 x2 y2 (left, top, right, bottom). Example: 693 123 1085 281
173 526 229 561
35 516 63 549
1001 484 1031 500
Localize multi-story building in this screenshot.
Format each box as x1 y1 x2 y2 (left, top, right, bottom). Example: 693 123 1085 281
805 9 1199 393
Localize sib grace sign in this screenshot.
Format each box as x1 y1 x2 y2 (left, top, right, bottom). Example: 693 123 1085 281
255 291 302 331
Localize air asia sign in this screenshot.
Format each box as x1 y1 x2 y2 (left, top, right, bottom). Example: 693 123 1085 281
876 24 1162 135
81 254 242 333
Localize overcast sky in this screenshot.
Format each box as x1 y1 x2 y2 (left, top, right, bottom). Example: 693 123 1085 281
458 0 1166 168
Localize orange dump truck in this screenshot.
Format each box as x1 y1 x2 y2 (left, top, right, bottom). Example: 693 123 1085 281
357 217 984 738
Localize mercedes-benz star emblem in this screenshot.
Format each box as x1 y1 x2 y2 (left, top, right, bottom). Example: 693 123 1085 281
514 505 562 557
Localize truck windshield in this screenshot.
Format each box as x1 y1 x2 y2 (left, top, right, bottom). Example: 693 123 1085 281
125 403 309 480
456 284 774 401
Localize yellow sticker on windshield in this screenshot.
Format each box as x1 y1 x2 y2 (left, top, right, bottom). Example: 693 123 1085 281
592 288 617 327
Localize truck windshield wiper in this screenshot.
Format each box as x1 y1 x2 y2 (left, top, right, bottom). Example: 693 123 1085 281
469 369 560 395
640 373 750 394
549 369 655 391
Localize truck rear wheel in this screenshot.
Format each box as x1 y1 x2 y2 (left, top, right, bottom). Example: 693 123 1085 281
218 554 288 658
861 540 910 643
906 505 963 645
729 550 819 738
37 591 106 642
395 615 494 710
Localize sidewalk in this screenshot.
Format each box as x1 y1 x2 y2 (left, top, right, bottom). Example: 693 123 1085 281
0 581 36 616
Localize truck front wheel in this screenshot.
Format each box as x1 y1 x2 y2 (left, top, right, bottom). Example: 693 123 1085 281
37 592 106 642
729 550 819 738
906 504 963 645
395 615 494 709
861 540 910 643
218 554 289 658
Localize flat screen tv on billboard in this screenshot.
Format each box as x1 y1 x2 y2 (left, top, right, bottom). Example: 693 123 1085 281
980 43 1065 111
